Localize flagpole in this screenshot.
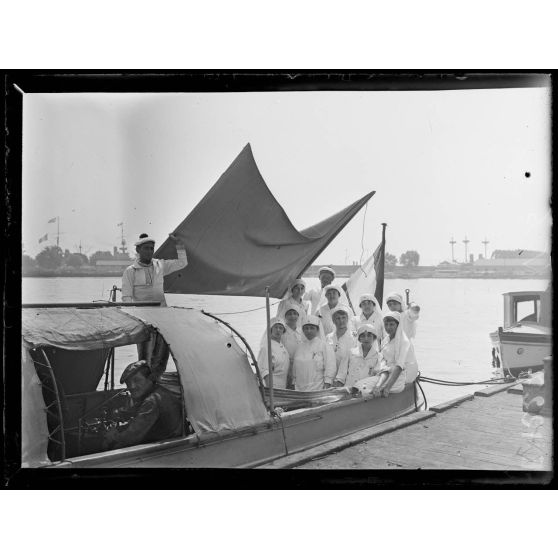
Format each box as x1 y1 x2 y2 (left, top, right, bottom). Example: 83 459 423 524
375 223 387 308
57 217 60 248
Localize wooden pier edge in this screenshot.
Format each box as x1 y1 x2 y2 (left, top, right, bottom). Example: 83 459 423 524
474 380 522 397
429 394 475 413
259 380 530 470
257 411 436 469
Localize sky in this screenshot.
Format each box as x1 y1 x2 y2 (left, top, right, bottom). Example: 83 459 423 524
22 86 551 266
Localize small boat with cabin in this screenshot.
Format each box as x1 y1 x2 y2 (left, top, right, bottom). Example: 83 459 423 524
489 285 552 378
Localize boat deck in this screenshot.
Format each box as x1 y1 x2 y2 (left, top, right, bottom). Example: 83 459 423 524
260 383 553 470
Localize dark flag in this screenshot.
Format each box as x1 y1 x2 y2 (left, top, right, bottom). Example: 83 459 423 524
342 223 387 310
373 223 387 308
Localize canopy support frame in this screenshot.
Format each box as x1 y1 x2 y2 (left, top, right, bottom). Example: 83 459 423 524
32 348 67 462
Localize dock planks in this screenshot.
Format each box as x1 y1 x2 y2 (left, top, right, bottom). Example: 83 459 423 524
285 390 553 470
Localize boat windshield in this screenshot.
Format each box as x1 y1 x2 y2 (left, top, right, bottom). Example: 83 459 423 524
512 295 540 325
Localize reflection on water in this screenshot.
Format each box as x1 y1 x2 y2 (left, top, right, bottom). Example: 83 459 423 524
22 276 550 406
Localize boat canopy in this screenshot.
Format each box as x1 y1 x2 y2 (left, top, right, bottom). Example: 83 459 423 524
122 307 269 433
22 306 269 438
22 307 150 350
155 144 374 298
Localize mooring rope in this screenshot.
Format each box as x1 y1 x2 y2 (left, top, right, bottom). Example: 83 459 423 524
211 300 280 315
418 374 515 386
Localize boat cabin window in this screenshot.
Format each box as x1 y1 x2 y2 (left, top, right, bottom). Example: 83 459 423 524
513 295 540 325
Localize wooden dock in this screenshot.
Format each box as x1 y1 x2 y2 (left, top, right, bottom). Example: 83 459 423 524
260 382 553 470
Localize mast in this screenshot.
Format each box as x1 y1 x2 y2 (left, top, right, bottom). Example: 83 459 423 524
56 217 60 247
449 236 456 262
117 222 128 256
463 235 469 263
482 237 490 259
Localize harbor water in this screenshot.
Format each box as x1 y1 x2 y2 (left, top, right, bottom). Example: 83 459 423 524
22 276 549 407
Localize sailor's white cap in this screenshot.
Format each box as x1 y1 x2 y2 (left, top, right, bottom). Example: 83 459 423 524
134 234 156 247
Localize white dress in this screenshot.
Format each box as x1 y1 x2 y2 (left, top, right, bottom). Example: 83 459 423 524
336 345 382 388
281 326 303 384
257 339 290 389
379 333 418 392
326 330 357 372
292 337 336 391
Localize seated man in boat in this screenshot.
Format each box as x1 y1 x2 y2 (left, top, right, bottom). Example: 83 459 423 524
385 292 420 340
103 360 183 451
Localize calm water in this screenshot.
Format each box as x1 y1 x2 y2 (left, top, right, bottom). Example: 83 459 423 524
22 276 550 406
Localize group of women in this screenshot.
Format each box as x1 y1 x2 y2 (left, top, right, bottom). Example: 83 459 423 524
257 267 420 398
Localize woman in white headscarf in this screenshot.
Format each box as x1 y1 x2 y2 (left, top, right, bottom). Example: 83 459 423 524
318 285 356 337
325 306 357 381
257 317 290 389
373 310 419 396
354 293 385 340
281 303 304 389
385 292 420 340
292 315 336 391
276 278 309 330
334 324 382 390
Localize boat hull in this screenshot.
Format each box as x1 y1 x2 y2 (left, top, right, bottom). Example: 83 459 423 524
48 383 419 468
490 327 552 377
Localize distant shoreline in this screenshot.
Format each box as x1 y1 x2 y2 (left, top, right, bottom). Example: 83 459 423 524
22 269 550 280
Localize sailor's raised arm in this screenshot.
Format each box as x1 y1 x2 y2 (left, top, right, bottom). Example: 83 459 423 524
121 267 134 302
163 233 188 275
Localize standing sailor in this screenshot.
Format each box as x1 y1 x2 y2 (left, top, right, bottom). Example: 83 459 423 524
122 233 188 307
122 233 188 377
385 292 420 340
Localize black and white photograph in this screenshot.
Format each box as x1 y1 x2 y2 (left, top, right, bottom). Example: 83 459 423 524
5 73 553 483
